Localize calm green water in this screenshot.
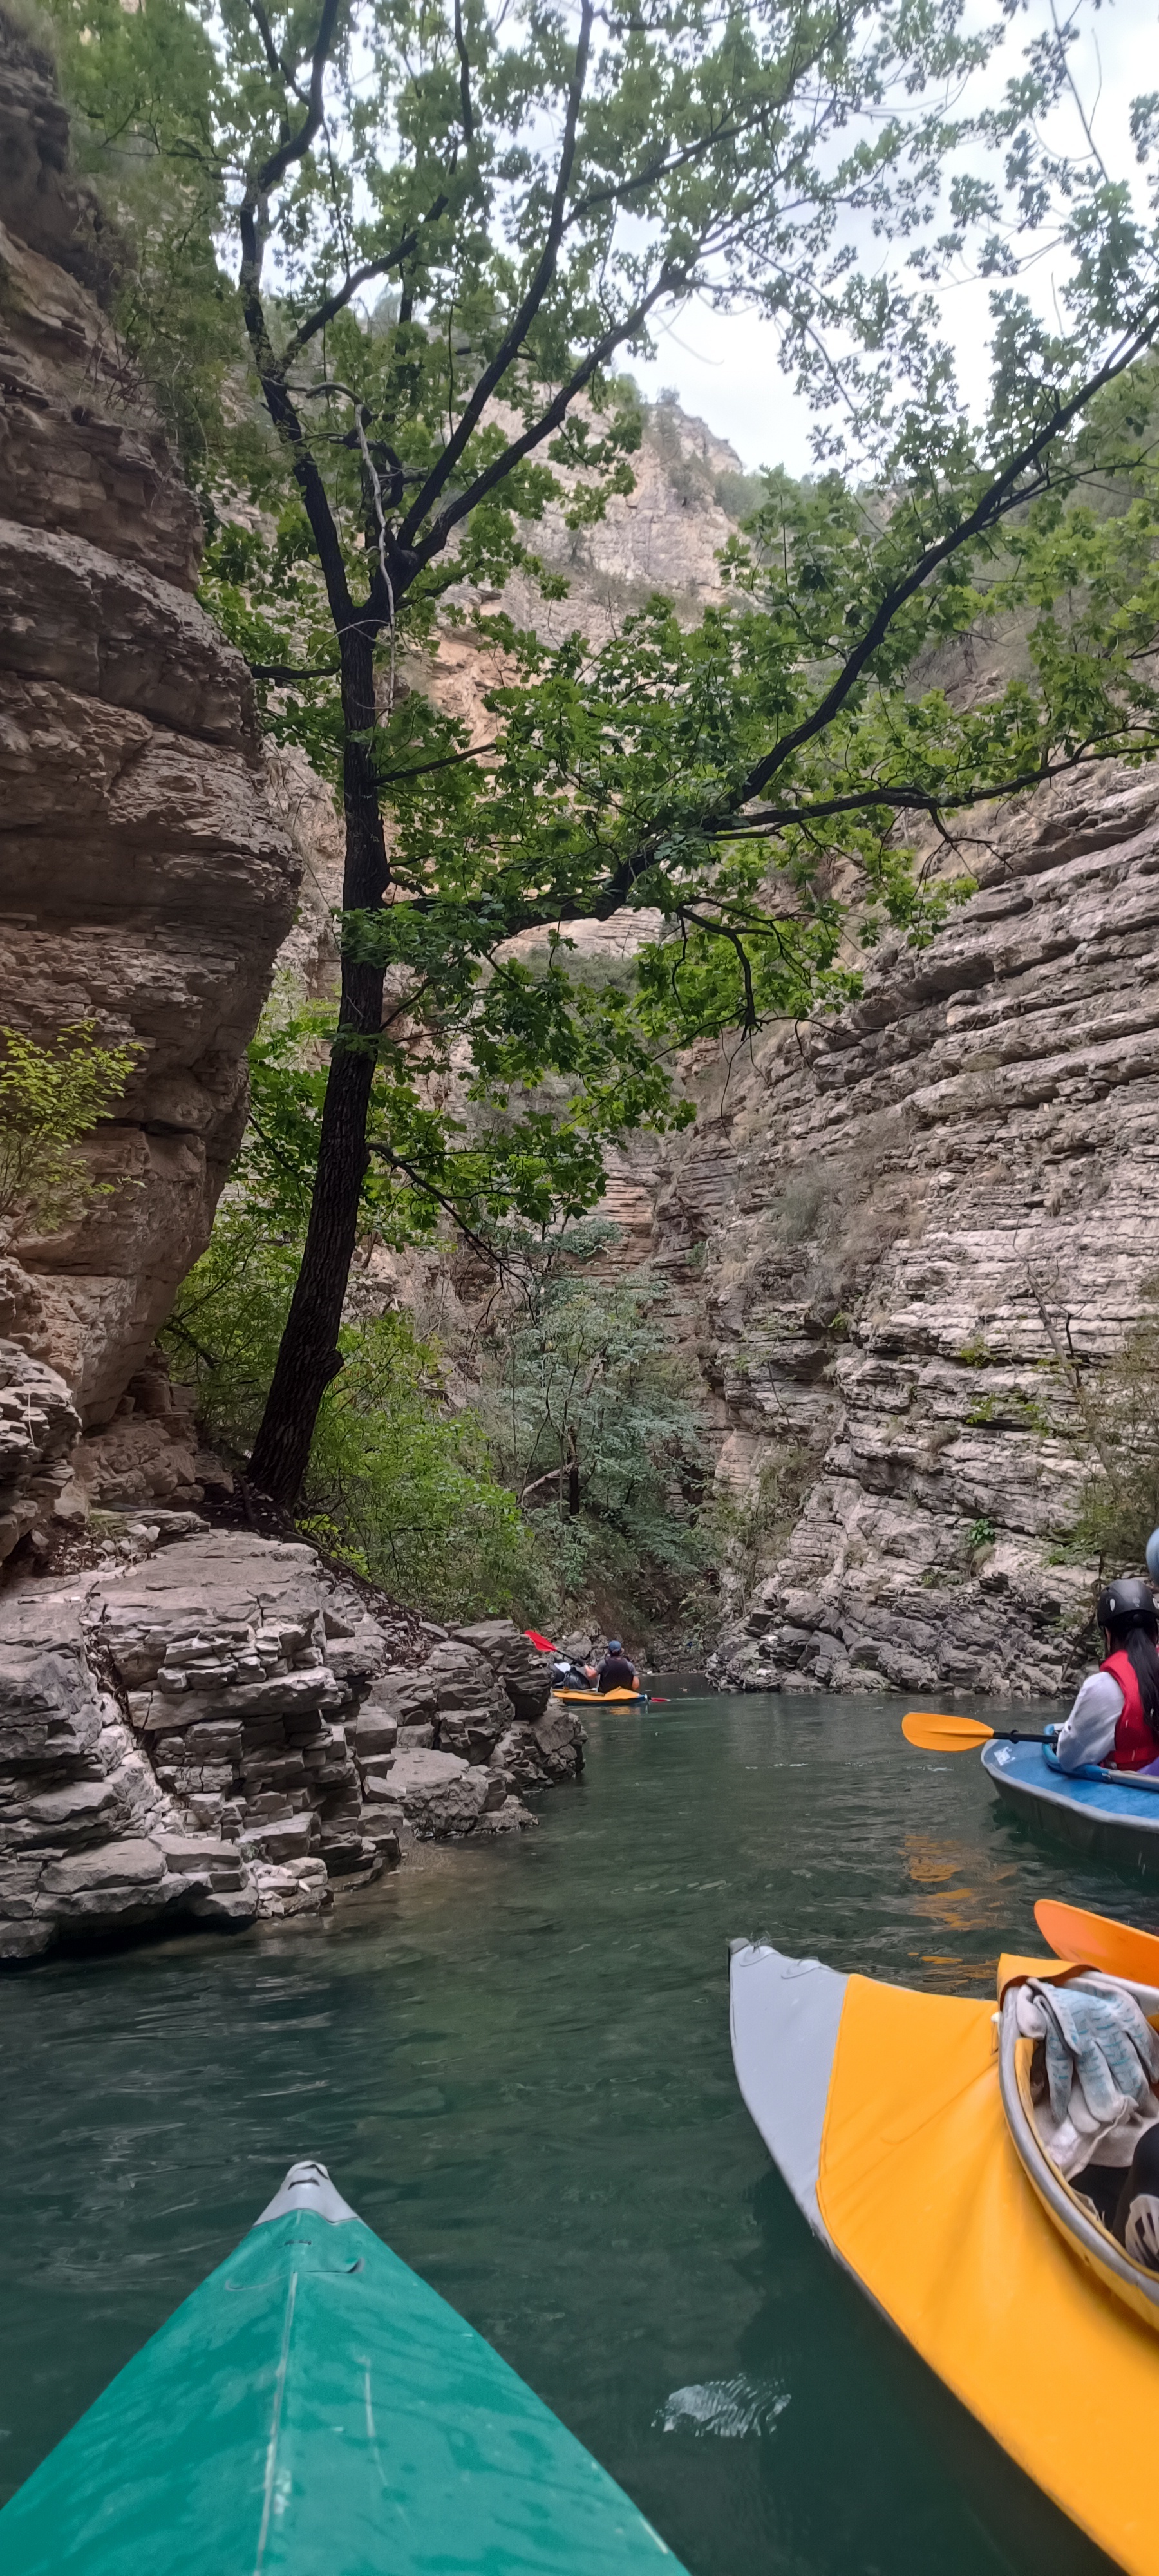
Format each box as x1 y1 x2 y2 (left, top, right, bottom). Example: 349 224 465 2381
0 1687 1142 2574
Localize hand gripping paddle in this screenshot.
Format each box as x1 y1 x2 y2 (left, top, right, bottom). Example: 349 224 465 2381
1035 1898 1159 1986
901 1709 1051 1753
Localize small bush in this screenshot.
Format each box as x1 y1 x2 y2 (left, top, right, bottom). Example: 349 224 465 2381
305 1312 534 1620
1071 1300 1159 1572
0 1021 138 1244
481 1238 713 1641
713 468 771 523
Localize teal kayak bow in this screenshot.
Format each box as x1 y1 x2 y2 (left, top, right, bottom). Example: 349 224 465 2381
0 2160 684 2573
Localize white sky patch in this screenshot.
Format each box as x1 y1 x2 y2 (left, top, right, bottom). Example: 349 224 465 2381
622 0 1159 477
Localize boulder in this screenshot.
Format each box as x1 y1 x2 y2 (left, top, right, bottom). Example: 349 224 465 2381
238 1812 321 1865
437 1710 506 1764
0 1531 549 1956
357 1673 437 1728
39 1837 165 1893
490 1703 586 1791
353 1710 398 1761
151 1833 246 1888
0 1343 82 1565
478 1795 538 1837
14 1776 118 1847
321 1614 392 1692
387 1747 494 1838
359 1795 404 1864
0 1593 102 1774
448 1620 554 1721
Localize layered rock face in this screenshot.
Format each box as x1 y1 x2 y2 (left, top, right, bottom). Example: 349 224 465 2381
0 1529 577 1959
655 770 1159 1696
0 12 298 1498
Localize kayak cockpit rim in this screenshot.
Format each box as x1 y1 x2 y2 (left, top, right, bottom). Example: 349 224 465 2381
997 1976 1159 2328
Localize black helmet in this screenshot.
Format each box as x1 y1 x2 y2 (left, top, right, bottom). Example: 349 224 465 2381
1097 1577 1158 1629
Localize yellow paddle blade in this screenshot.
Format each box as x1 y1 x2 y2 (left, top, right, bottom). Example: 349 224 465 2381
901 1709 996 1752
1035 1899 1159 1985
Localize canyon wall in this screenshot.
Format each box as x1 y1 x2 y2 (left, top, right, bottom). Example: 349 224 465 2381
636 768 1159 1697
0 7 298 1557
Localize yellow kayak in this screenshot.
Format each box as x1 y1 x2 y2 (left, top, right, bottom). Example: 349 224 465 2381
551 1687 649 1704
730 1935 1159 2574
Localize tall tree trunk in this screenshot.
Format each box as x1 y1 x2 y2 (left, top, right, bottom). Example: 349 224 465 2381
249 632 388 1506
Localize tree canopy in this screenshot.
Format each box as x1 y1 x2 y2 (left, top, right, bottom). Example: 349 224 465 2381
42 0 1159 1500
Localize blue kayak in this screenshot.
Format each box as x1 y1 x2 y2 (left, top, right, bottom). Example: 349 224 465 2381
0 2159 687 2574
982 1737 1159 1874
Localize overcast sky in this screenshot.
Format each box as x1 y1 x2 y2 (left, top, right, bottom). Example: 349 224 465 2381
621 0 1157 475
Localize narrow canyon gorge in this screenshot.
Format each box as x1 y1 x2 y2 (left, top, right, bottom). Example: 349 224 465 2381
1 4 1156 1967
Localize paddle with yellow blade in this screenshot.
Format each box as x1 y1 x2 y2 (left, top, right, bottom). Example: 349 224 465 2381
901 1709 1052 1752
1035 1898 1159 1985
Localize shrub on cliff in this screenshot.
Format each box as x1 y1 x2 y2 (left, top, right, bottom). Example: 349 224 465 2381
0 1023 139 1248
1069 1293 1159 1578
482 1233 712 1634
304 1312 532 1619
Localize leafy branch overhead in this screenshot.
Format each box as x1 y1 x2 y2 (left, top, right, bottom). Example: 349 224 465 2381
44 0 1159 1499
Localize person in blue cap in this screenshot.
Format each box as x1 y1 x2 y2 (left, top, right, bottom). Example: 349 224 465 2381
597 1637 639 1693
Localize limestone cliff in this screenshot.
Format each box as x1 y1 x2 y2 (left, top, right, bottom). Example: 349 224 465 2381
0 8 298 1542
637 768 1159 1696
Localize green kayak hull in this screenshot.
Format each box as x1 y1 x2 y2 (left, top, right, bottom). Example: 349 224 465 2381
0 2161 683 2573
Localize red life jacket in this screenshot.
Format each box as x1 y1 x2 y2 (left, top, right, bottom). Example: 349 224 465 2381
1104 1649 1159 1770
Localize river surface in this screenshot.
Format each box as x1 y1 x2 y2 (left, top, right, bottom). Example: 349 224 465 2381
1 1686 1144 2573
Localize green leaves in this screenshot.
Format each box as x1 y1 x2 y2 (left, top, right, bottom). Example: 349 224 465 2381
0 1023 140 1246
483 1228 713 1625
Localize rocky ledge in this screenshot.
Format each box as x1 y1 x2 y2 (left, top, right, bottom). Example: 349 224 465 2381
0 1529 583 1962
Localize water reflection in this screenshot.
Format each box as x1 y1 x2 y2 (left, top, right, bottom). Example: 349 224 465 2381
901 1829 1024 1986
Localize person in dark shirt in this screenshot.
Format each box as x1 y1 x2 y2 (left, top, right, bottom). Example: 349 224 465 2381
598 1638 639 1692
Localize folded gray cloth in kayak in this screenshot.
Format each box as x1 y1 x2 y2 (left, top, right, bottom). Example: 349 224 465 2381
1015 1978 1159 2175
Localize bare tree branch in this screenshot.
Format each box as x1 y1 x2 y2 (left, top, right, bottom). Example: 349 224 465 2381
400 0 596 542
736 311 1159 806
411 260 686 564
453 0 476 145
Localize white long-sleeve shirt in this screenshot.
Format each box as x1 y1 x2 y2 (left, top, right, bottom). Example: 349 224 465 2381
1053 1671 1124 1772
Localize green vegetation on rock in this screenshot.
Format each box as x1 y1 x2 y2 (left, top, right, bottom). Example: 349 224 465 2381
0 1023 139 1246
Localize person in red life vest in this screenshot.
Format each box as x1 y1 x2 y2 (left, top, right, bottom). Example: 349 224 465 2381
1054 1577 1159 1774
